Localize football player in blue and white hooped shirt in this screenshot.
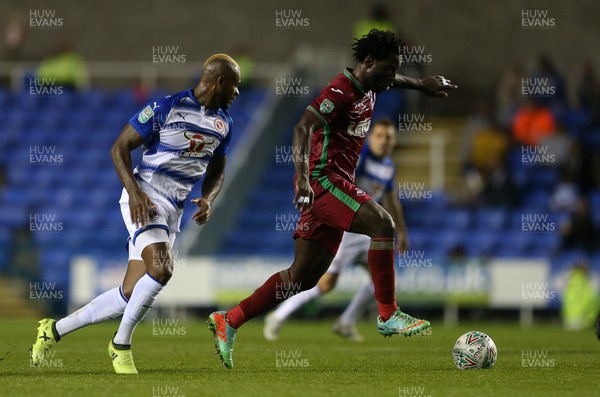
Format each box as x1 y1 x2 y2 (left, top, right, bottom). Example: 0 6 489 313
30 54 241 374
264 118 410 342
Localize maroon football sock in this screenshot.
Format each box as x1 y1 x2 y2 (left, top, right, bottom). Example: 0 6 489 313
227 269 294 329
368 237 398 321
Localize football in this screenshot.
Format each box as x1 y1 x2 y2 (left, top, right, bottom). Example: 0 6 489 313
452 331 498 370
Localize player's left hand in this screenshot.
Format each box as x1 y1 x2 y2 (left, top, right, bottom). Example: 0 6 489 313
420 75 458 97
191 197 212 225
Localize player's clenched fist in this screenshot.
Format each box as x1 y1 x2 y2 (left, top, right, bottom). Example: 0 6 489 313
191 197 212 225
294 178 314 212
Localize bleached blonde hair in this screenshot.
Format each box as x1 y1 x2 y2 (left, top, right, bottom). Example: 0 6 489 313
203 53 239 69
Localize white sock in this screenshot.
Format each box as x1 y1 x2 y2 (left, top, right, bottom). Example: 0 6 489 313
273 285 322 321
113 273 163 345
339 282 374 325
55 286 128 338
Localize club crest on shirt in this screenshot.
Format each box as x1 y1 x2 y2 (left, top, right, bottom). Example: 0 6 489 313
214 117 226 133
320 99 335 114
351 95 373 116
148 208 159 221
138 105 155 123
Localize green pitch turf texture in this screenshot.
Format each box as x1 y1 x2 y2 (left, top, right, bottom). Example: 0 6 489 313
1 318 598 397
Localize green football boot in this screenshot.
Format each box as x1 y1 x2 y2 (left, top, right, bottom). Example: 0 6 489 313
207 311 237 369
377 309 430 337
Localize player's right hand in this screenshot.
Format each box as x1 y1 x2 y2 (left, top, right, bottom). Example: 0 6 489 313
128 189 156 228
294 178 314 212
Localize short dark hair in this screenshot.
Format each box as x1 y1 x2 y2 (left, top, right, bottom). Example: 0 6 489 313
371 117 396 130
352 29 404 62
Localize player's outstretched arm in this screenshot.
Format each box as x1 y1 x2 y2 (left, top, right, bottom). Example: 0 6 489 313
292 110 323 212
191 154 226 225
111 124 155 227
381 190 409 252
393 74 458 97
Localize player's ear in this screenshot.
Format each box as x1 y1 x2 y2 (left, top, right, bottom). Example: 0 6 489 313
364 56 375 70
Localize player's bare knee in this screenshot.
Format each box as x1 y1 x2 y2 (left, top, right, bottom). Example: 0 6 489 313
373 211 395 237
148 265 172 285
147 254 173 284
318 275 337 293
319 282 333 293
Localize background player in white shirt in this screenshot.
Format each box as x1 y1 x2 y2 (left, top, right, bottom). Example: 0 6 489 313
264 118 409 342
31 54 241 374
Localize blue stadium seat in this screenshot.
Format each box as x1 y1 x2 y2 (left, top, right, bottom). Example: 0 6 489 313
39 249 71 287
475 208 508 232
1 186 34 207
467 231 498 257
79 90 108 110
530 233 560 257
590 190 600 216
529 167 560 191
522 191 550 210
0 227 12 270
48 91 77 110
442 208 473 231
109 90 136 109
0 204 28 229
405 228 428 252
421 207 444 229
436 230 467 256
0 89 10 107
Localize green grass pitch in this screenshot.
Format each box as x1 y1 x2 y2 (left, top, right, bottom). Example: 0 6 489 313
1 318 599 396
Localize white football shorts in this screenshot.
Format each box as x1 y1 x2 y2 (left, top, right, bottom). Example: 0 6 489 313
119 182 182 261
326 232 371 275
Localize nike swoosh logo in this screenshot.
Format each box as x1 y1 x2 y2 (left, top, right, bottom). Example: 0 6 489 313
331 88 343 94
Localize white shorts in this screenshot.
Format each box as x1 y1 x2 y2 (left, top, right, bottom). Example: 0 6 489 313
119 184 182 261
326 232 371 275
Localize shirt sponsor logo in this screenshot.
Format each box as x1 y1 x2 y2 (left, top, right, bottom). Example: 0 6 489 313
346 119 371 138
181 131 216 158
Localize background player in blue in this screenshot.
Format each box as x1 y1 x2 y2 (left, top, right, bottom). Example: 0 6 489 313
31 54 241 374
264 118 409 341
